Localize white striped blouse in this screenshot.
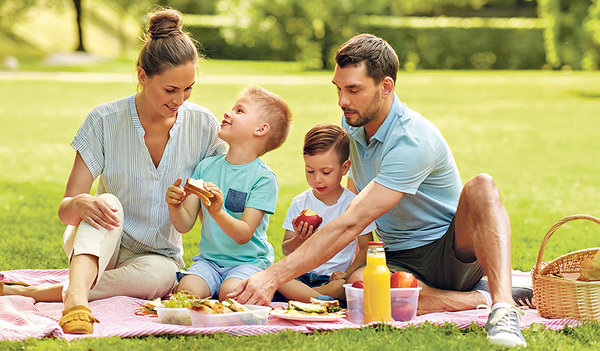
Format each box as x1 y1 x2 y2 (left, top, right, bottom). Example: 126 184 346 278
71 94 226 266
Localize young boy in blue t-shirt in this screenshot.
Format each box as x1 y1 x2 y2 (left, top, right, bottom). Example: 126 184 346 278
166 86 292 301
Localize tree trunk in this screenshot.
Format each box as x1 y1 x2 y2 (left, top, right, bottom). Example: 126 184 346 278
73 0 85 52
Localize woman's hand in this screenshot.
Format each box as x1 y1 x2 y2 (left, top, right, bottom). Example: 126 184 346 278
166 178 186 208
73 193 120 231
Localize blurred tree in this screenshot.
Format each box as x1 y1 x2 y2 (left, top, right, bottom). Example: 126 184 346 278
155 0 216 14
538 0 599 69
104 0 152 54
214 0 540 69
73 0 85 51
216 0 393 69
0 0 46 30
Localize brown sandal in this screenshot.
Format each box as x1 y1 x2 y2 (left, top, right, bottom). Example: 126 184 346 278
59 305 100 334
0 280 30 295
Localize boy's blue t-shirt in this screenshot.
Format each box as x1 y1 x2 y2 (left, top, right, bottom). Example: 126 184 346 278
343 94 463 251
190 155 277 269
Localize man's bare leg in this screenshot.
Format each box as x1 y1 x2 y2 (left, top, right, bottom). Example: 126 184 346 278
348 267 487 314
453 174 513 305
453 174 526 347
417 282 486 315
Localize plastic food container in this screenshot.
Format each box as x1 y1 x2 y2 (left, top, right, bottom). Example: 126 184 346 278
343 284 421 324
155 306 191 326
190 304 271 327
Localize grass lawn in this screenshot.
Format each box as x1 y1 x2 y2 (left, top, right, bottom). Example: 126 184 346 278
1 59 599 349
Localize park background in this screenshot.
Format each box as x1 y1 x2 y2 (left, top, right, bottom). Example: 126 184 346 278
1 0 600 349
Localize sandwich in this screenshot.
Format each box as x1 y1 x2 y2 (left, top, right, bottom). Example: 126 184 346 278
187 298 249 314
222 298 250 312
287 298 342 315
136 297 162 316
184 178 214 206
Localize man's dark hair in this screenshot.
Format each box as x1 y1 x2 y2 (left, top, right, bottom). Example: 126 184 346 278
335 34 399 83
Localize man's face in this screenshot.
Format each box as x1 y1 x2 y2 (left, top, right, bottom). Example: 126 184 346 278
332 62 382 128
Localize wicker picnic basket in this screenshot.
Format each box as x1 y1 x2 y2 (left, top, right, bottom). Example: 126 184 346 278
532 214 600 321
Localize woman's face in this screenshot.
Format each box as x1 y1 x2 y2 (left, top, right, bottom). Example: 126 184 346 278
138 62 196 119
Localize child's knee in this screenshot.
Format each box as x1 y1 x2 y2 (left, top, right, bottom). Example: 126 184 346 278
218 278 242 301
177 275 211 298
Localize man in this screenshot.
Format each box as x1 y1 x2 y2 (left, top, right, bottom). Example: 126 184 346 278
229 34 526 348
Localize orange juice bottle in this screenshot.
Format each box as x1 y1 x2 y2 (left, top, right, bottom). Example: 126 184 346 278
363 241 391 323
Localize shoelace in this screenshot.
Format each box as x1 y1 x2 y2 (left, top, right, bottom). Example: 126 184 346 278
489 306 525 334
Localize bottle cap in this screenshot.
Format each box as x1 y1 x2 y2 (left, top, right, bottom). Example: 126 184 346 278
368 241 384 246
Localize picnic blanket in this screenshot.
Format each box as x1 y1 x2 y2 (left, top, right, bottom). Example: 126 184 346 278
0 269 582 341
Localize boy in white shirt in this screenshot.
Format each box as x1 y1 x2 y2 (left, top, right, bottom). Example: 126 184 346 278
277 123 375 301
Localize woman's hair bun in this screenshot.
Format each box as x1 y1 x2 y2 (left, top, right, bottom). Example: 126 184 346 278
147 8 183 39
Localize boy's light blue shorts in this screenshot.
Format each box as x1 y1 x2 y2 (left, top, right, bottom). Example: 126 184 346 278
176 255 263 297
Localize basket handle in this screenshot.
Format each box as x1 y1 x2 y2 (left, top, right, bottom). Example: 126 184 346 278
533 214 600 275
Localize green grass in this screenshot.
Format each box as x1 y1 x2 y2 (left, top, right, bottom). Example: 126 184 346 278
1 60 600 348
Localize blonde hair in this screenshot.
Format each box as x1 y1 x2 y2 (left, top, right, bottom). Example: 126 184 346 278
243 86 293 155
137 8 200 77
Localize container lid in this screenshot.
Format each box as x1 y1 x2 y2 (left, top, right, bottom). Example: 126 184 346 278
368 241 384 246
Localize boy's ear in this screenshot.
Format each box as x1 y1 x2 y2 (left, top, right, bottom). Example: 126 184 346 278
341 159 351 175
254 123 270 137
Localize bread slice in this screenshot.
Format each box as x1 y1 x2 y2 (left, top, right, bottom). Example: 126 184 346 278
184 178 214 205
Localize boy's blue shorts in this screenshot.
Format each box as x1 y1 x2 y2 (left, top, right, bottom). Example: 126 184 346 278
295 272 330 288
176 255 263 297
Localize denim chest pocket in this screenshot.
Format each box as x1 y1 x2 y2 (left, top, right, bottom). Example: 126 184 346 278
225 188 248 213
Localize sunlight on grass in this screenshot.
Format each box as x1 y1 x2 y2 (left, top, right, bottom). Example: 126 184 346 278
2 59 600 349
2 62 600 270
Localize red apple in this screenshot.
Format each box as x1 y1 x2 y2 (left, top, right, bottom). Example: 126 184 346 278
391 300 415 321
351 280 364 289
295 208 323 230
390 271 417 288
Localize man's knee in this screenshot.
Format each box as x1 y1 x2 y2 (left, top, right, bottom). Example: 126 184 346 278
462 173 501 204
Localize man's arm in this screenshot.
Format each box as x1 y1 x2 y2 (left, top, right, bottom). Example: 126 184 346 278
228 181 404 305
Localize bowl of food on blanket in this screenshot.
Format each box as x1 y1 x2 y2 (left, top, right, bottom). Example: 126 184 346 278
344 274 421 324
188 298 270 327
155 290 198 325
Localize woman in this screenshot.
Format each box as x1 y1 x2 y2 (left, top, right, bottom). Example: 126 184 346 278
2 8 226 334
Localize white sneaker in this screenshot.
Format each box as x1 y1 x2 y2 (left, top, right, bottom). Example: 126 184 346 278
485 305 527 348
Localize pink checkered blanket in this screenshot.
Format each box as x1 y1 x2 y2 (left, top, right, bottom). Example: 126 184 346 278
0 269 581 341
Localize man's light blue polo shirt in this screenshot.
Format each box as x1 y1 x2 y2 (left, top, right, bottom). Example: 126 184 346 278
342 94 462 251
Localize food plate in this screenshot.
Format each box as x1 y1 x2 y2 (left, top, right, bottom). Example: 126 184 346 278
270 308 344 322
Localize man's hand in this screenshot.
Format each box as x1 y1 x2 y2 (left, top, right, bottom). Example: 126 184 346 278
226 270 278 306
